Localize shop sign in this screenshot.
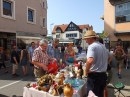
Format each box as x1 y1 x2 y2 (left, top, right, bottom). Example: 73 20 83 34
17 32 41 37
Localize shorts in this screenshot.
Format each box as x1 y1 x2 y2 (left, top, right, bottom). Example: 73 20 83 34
34 68 45 78
116 59 124 68
30 63 34 66
13 64 18 71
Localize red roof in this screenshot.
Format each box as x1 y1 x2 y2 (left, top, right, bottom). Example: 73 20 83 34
52 23 93 34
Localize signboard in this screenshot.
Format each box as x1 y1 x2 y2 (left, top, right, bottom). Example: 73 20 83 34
103 37 109 43
103 31 109 37
17 32 42 37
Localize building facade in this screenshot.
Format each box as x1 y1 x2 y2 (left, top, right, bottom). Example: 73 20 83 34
104 0 130 49
52 22 93 49
0 0 47 50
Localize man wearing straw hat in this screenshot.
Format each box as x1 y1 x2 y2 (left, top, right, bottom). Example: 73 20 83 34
82 30 110 97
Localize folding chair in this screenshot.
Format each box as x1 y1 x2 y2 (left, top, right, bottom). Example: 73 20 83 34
113 82 125 97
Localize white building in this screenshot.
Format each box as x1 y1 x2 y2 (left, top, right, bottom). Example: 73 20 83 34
52 22 93 49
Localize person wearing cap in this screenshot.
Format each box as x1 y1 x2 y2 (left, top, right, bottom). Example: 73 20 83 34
64 43 75 65
83 30 111 97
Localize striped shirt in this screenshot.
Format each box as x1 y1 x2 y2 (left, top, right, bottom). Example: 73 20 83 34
32 46 49 69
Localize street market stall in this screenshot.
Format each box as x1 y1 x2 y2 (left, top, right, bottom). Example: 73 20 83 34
23 55 88 97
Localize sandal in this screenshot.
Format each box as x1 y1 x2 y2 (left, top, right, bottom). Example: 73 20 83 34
22 74 26 76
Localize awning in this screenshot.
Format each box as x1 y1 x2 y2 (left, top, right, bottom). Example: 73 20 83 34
114 31 130 36
59 42 73 43
16 36 42 39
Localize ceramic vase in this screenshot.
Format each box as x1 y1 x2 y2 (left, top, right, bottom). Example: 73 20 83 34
64 84 73 97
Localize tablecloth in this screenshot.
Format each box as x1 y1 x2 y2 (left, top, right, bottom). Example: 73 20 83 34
23 82 86 97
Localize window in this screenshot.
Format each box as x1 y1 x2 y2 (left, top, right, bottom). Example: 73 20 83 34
27 6 36 24
1 0 15 19
66 33 77 38
115 2 130 23
41 0 47 9
56 28 61 33
3 0 12 16
56 34 60 38
28 9 33 22
43 2 44 8
43 18 45 27
66 23 78 31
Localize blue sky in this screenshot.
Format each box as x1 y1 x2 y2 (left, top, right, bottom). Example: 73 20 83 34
47 0 104 35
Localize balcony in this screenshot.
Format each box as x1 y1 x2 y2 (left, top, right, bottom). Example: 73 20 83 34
109 0 124 5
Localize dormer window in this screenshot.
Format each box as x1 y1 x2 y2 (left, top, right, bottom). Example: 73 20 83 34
56 28 61 33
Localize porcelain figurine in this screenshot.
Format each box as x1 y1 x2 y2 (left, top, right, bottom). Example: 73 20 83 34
55 72 61 79
76 69 81 79
48 85 54 94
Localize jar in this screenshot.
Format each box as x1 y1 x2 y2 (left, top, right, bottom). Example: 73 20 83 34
64 84 73 97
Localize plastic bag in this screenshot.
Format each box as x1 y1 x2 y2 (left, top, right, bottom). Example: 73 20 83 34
47 60 58 75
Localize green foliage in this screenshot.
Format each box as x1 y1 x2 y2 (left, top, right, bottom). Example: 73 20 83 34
45 36 53 41
98 31 105 39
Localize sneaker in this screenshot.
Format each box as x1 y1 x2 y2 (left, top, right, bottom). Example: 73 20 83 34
117 73 122 79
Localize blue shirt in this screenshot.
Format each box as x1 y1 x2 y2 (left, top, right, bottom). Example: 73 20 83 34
28 46 36 60
47 44 60 61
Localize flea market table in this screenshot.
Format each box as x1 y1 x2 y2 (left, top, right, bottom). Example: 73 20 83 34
23 81 86 97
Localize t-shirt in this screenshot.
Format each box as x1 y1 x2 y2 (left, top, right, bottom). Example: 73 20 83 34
87 41 110 72
47 44 60 61
28 47 36 60
11 50 20 64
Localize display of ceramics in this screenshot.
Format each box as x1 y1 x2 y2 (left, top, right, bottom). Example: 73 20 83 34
25 61 86 97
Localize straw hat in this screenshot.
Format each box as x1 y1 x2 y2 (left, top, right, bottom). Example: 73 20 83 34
82 30 97 40
68 43 74 46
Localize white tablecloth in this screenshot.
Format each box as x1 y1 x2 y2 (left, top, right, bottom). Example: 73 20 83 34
23 82 86 97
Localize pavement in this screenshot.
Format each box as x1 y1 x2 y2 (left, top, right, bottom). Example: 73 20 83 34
107 67 130 97
3 60 130 97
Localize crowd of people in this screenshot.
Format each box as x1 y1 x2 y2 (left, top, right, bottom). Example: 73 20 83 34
0 38 83 77
0 30 130 97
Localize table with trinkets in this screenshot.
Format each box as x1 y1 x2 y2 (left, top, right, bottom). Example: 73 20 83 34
23 59 87 97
